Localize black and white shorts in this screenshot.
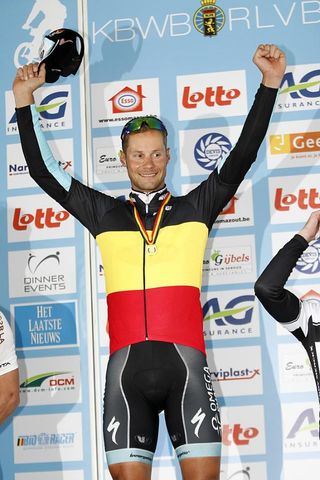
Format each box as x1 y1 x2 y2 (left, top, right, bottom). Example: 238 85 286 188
103 340 221 465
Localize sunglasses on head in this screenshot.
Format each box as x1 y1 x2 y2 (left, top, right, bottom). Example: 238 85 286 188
121 116 168 142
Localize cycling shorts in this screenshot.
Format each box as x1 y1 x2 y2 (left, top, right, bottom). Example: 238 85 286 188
103 340 221 465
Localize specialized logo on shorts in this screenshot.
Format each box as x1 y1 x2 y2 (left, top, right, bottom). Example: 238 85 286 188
191 408 206 437
107 416 120 444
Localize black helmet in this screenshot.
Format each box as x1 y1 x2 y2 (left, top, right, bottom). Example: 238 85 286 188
38 28 84 83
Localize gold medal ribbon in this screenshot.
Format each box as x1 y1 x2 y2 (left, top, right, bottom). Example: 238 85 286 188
129 192 171 245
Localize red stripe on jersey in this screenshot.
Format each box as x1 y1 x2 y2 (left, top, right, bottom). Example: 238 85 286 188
107 285 205 355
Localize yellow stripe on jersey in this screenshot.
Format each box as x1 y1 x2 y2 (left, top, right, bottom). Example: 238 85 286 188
96 222 208 294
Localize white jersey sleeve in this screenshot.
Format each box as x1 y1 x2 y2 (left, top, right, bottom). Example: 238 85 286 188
0 310 18 376
284 299 320 338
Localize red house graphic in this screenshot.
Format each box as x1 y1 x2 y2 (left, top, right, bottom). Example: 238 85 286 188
220 196 238 215
109 85 146 114
301 289 320 301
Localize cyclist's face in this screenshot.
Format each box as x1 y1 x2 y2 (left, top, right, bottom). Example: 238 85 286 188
120 130 170 193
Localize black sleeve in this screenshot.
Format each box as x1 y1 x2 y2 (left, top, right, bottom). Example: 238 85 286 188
185 84 278 229
219 83 278 185
15 104 118 237
254 234 309 323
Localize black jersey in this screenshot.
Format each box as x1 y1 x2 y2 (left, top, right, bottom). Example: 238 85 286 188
16 85 278 355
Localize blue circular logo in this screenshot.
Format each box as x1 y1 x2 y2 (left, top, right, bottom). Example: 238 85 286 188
194 133 232 171
296 241 320 274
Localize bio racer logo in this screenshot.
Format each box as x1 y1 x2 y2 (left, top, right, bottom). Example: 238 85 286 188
194 132 232 170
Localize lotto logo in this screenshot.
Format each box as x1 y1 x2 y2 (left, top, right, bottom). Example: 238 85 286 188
13 207 70 230
222 423 259 446
274 188 320 211
182 85 240 109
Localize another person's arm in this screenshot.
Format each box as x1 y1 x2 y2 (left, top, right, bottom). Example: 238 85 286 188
0 312 19 424
254 211 320 326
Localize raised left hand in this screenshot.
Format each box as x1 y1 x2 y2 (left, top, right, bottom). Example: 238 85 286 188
253 44 286 88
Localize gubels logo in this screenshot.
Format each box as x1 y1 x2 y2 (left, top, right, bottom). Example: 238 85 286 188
276 65 320 112
210 249 250 266
194 132 232 170
274 187 320 211
222 423 259 446
109 85 145 113
13 207 70 231
203 294 254 326
295 240 320 274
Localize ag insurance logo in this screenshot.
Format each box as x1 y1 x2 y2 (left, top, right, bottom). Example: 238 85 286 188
202 288 260 340
282 403 319 452
6 85 72 134
275 64 320 113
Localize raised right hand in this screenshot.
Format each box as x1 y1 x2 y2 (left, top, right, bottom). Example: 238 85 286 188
298 210 320 243
12 63 46 108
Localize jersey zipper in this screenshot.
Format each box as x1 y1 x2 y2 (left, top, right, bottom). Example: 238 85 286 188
143 193 150 339
142 239 149 340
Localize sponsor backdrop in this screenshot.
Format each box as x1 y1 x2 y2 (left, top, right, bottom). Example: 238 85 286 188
0 1 319 479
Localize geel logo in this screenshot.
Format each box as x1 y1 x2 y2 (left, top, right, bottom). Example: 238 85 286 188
193 0 226 36
194 133 232 170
